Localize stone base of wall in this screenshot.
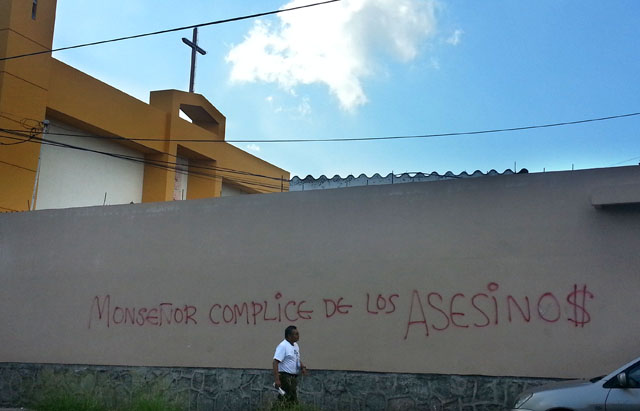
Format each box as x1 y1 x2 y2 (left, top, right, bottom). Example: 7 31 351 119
0 363 556 410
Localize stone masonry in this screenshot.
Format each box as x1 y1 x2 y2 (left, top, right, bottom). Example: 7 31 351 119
0 363 554 410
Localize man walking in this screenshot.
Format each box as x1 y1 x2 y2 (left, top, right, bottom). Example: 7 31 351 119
273 325 308 404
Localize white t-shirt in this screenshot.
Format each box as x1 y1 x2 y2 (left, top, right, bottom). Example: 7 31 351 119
273 339 300 374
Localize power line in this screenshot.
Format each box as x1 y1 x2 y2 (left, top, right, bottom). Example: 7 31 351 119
2 109 638 187
14 111 639 144
0 112 42 129
0 0 341 62
2 118 290 183
229 111 640 142
610 155 640 166
0 131 284 192
0 126 288 183
0 130 286 191
3 109 638 182
0 159 37 173
47 122 288 182
0 126 39 146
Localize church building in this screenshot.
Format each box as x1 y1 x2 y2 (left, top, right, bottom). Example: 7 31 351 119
0 0 289 212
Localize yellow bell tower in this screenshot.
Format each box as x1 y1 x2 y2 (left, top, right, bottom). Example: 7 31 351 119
0 0 57 211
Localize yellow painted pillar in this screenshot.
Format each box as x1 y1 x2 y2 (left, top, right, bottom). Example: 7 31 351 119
187 159 221 199
0 0 56 211
142 152 178 203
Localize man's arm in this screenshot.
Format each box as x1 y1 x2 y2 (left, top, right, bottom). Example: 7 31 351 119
300 360 308 375
273 359 281 388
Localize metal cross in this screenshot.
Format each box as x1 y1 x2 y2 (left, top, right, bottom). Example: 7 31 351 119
182 28 207 93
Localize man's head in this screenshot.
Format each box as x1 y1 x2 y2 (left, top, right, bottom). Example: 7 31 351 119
284 325 299 343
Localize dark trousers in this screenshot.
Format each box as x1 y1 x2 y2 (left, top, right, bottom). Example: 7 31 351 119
277 372 298 404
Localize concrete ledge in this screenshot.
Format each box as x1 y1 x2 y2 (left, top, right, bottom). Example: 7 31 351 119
592 183 640 207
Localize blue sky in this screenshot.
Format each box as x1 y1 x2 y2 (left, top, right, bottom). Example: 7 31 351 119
51 0 640 178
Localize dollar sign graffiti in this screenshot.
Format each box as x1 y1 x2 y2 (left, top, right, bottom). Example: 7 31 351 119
567 284 594 327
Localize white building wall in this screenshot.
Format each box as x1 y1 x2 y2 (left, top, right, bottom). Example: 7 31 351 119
173 157 188 201
221 181 248 197
35 120 144 210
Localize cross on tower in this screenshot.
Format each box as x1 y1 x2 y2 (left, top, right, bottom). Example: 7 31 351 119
182 27 207 93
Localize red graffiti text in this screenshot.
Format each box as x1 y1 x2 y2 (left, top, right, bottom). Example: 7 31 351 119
88 295 197 329
208 292 313 325
404 283 594 339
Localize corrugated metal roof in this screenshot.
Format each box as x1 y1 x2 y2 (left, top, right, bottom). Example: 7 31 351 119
290 169 528 191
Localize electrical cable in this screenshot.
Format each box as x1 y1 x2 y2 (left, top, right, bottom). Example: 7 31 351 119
0 117 289 182
0 130 285 191
610 155 640 167
0 132 283 191
222 111 640 143
0 159 37 173
0 112 41 129
0 126 288 184
0 126 38 145
3 109 639 183
13 111 639 144
0 0 341 62
2 109 638 186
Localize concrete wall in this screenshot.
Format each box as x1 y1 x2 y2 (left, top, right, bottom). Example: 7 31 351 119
1 167 640 389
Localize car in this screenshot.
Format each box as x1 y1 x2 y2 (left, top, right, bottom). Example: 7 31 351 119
511 355 640 411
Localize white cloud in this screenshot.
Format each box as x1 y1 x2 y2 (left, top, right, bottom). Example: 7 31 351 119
246 144 261 152
226 0 437 111
446 29 463 46
265 92 311 116
297 97 311 116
